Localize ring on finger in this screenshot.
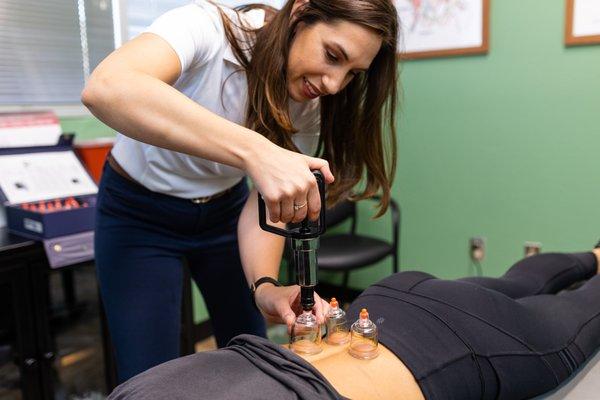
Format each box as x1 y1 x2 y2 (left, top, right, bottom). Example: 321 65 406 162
293 202 307 211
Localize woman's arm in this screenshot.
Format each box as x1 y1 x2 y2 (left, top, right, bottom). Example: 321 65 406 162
81 33 333 223
238 188 328 329
238 188 286 286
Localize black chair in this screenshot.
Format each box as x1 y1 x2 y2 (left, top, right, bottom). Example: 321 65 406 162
286 197 400 302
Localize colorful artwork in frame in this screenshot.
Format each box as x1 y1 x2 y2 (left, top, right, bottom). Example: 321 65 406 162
394 0 490 60
565 0 600 46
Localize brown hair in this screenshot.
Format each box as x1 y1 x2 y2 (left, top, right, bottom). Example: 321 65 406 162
216 0 399 217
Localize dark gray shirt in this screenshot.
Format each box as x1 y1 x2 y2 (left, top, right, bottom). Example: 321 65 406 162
108 334 345 400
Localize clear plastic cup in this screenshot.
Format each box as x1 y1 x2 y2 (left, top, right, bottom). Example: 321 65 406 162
348 308 378 359
290 310 322 355
326 298 350 345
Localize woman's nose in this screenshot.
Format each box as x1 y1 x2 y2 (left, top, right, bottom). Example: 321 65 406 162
322 70 347 95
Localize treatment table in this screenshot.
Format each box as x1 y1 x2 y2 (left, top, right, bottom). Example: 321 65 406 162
535 349 600 399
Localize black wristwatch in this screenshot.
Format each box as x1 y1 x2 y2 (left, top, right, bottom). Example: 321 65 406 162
250 277 282 309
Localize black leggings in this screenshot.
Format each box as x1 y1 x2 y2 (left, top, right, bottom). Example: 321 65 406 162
347 252 600 400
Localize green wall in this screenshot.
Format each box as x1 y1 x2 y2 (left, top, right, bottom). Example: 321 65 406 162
63 0 600 319
60 116 115 140
344 0 600 290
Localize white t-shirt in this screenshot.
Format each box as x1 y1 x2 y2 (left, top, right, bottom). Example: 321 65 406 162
111 0 321 198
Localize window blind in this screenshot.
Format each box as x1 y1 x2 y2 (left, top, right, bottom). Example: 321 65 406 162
0 0 114 105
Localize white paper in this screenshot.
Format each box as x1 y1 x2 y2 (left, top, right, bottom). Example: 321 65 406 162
573 0 600 37
0 112 63 148
395 0 483 53
0 125 63 148
0 151 98 205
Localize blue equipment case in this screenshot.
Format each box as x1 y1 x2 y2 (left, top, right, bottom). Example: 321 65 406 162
0 134 97 267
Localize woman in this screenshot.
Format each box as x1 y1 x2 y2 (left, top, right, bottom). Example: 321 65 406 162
108 246 600 400
81 0 399 382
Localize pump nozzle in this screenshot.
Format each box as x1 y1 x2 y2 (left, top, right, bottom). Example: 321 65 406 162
300 286 315 311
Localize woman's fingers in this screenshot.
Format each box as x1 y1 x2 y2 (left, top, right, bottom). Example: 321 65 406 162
266 198 281 223
291 196 309 223
247 144 335 224
254 285 295 324
280 197 294 223
254 285 301 333
306 179 321 222
312 291 330 325
267 175 311 224
305 156 335 184
255 285 332 334
275 298 298 332
280 308 297 334
304 156 332 221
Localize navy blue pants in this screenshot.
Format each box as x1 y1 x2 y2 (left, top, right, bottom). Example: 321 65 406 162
95 163 266 383
349 252 600 399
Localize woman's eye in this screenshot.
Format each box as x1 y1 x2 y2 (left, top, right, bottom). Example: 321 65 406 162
326 51 338 62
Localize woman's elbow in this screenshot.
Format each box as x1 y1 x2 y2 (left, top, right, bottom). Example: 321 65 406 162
81 86 94 111
81 76 103 111
81 71 116 112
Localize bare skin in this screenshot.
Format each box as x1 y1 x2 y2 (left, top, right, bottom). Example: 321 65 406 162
293 341 425 400
594 248 600 273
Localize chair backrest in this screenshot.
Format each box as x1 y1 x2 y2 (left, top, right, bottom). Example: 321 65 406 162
325 200 356 229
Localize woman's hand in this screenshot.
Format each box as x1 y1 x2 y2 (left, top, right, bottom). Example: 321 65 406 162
244 143 334 224
254 284 330 333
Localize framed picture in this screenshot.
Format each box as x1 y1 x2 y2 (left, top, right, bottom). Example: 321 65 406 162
394 0 490 60
565 0 600 46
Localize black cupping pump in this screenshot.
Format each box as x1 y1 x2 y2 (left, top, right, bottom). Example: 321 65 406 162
258 171 326 311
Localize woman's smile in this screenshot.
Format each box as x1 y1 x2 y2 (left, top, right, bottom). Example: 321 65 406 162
302 76 321 99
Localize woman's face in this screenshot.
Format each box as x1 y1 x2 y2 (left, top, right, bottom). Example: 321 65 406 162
287 20 383 102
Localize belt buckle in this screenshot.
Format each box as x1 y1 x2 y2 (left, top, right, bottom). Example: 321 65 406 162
191 196 212 204
190 186 232 204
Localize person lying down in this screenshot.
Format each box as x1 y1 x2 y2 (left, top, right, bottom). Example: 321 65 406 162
109 246 600 400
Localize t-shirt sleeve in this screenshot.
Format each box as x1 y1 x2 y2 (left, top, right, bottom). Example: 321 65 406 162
144 3 222 73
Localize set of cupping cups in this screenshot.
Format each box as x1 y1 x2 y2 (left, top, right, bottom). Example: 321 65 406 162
290 298 379 359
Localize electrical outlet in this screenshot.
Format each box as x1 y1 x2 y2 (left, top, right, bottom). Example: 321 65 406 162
524 241 541 257
469 237 485 262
